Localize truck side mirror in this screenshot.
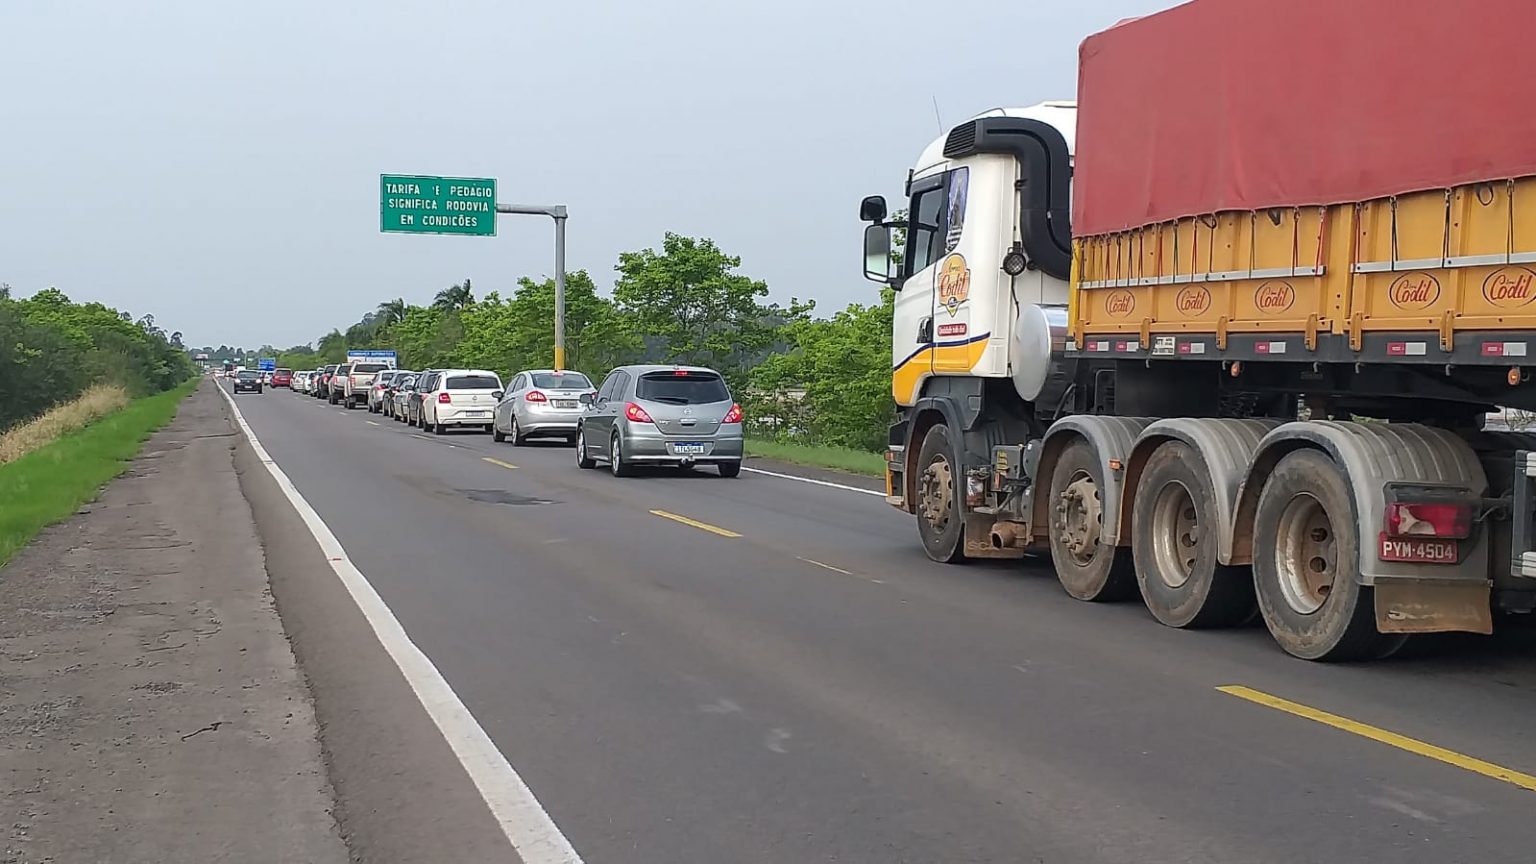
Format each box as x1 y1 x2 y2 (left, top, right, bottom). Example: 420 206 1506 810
859 195 888 223
863 224 893 283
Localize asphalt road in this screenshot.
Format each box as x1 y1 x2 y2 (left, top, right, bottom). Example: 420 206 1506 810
228 383 1536 864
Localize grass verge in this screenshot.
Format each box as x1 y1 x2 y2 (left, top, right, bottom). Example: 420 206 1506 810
0 384 132 465
746 437 885 477
0 379 197 568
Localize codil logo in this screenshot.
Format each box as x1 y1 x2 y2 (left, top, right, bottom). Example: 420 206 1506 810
1254 281 1295 315
1105 290 1135 317
1175 285 1212 316
1388 272 1440 310
1483 267 1536 309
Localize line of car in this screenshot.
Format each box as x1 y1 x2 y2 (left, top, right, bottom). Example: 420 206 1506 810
271 362 747 478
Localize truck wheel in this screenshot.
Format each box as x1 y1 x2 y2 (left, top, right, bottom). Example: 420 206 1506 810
1047 439 1136 601
1252 449 1405 661
1131 441 1255 628
915 424 966 564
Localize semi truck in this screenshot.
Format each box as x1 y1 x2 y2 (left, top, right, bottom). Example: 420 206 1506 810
858 0 1536 661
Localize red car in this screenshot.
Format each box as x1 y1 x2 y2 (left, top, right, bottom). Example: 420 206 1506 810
271 368 293 388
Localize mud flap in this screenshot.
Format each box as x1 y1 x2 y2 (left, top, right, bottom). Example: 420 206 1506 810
1374 578 1493 634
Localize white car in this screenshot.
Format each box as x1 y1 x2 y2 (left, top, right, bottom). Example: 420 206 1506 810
419 369 503 435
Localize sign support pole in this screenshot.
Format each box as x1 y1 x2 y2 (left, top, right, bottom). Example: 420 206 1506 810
496 204 570 370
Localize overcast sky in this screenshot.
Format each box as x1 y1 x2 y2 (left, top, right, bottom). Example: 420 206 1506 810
1 0 1167 350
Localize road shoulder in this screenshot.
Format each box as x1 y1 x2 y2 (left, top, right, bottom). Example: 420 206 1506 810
0 381 348 864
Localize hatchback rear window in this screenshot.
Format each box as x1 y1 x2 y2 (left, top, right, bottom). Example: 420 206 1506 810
637 371 729 404
276 368 291 375
352 363 388 373
446 375 500 390
531 372 591 389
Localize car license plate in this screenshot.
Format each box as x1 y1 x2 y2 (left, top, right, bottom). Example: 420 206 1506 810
464 410 489 417
670 442 706 455
1379 535 1458 563
553 399 577 409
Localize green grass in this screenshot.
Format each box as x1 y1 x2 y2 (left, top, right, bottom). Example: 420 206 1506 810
0 380 196 568
746 437 886 477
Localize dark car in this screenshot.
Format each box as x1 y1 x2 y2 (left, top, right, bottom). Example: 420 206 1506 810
316 364 339 398
232 369 263 394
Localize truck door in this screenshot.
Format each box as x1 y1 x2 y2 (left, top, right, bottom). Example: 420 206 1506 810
893 173 949 405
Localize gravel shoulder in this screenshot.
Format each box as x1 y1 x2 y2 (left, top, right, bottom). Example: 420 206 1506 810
0 381 348 864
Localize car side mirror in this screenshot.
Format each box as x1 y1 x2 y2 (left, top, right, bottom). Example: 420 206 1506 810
492 391 504 400
859 195 887 223
579 392 596 406
863 223 893 283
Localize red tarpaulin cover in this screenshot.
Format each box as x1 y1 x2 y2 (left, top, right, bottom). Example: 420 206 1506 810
1073 0 1536 236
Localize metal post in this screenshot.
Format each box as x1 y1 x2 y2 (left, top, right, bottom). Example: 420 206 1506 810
554 214 567 370
495 204 569 370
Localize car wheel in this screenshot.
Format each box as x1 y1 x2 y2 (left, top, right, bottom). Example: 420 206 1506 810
718 461 742 478
433 419 447 435
510 417 525 446
610 432 633 477
492 420 506 443
575 428 596 469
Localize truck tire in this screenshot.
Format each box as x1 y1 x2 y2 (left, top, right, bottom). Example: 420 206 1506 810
1047 438 1136 601
915 424 966 564
1131 441 1255 628
1252 449 1405 661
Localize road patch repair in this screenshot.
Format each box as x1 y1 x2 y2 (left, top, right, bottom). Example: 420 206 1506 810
0 382 347 863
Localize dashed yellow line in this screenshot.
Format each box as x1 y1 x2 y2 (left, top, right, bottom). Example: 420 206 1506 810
366 420 380 426
649 510 740 538
1217 685 1536 792
482 457 519 470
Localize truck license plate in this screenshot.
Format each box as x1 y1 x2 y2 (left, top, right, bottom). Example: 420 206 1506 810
1379 536 1458 563
670 442 706 455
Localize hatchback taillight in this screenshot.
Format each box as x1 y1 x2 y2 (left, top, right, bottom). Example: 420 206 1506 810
625 402 653 423
722 403 743 424
438 392 452 404
525 390 548 402
1384 501 1472 539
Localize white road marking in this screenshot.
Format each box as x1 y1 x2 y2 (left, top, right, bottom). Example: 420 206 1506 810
366 420 380 426
795 556 852 575
216 384 583 864
742 465 884 497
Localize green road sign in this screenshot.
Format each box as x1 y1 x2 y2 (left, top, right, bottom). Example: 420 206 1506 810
380 174 497 236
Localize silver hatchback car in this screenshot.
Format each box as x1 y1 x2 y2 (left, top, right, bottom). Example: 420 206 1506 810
575 364 744 477
493 369 596 445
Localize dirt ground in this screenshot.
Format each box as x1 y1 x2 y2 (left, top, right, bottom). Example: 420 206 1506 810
0 382 347 864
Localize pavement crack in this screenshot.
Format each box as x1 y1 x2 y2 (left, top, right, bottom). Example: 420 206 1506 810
179 721 225 741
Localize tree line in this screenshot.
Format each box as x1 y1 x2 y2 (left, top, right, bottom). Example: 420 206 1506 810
272 233 896 451
0 285 197 431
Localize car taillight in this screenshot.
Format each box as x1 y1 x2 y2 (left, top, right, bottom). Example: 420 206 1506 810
438 392 452 403
625 402 653 423
722 403 743 424
525 390 548 402
1385 501 1471 539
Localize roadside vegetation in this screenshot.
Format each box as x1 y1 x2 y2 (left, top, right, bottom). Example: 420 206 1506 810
0 380 197 567
207 232 901 467
0 285 196 431
0 385 131 465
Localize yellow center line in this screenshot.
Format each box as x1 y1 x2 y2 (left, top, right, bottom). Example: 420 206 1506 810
1217 685 1536 792
482 457 519 470
366 420 380 426
649 510 741 538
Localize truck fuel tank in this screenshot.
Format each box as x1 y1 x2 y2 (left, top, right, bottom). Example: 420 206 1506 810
1011 303 1070 404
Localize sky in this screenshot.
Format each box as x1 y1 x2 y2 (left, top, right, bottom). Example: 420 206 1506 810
1 0 1169 350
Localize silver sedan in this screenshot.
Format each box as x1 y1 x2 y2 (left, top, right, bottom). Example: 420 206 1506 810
492 369 596 445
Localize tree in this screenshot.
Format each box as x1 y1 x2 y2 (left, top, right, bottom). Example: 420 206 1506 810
457 270 635 379
434 279 475 311
612 234 805 385
377 298 408 327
